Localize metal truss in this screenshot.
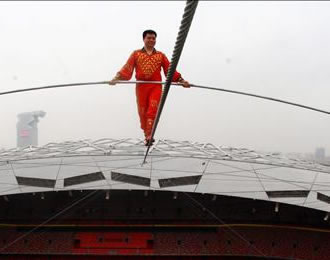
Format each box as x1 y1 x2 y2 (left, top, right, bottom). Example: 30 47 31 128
0 138 329 174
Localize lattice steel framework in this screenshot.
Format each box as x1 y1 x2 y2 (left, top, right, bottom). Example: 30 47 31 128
1 138 330 212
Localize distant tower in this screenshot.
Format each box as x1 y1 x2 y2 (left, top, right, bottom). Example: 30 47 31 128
17 111 46 148
315 147 325 160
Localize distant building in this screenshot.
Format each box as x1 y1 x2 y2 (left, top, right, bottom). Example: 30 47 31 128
315 147 326 160
17 111 46 148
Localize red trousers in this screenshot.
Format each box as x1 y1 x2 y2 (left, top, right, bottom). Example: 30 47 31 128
135 84 162 138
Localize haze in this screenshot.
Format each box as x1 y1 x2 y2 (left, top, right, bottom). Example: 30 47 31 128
0 1 329 155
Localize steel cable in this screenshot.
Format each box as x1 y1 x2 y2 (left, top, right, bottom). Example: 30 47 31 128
144 0 199 163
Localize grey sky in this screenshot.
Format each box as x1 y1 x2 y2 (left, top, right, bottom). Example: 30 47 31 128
0 1 329 155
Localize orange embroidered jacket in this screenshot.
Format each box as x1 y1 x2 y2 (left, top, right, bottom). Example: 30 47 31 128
118 48 182 82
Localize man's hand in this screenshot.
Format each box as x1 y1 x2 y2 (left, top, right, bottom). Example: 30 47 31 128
109 74 120 86
180 79 190 88
109 79 118 86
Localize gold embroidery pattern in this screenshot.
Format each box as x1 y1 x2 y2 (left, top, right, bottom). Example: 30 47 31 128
136 52 163 79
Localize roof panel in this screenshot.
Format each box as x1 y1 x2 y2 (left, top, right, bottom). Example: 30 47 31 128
317 192 330 204
266 190 309 198
16 176 56 188
159 175 202 188
63 171 105 187
111 171 150 187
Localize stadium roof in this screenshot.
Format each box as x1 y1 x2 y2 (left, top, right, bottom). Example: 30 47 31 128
1 138 330 212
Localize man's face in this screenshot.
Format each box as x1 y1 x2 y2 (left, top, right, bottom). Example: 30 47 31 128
143 33 156 48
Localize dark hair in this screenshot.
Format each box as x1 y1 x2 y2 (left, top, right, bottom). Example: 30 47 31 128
143 30 157 39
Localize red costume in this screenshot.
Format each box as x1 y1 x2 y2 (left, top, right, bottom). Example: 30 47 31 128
117 48 182 139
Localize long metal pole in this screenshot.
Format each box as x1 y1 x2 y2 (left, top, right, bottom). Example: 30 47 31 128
1 80 329 115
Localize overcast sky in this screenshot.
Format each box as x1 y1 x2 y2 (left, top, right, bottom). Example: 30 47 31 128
0 1 329 155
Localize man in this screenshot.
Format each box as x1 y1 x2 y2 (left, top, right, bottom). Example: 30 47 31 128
109 29 190 146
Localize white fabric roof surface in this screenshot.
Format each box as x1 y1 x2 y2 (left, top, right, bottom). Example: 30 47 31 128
1 138 330 212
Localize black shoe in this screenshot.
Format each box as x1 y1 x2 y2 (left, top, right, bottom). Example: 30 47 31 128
144 138 155 146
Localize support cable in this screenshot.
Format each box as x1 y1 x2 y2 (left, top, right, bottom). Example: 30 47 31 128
143 0 199 163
